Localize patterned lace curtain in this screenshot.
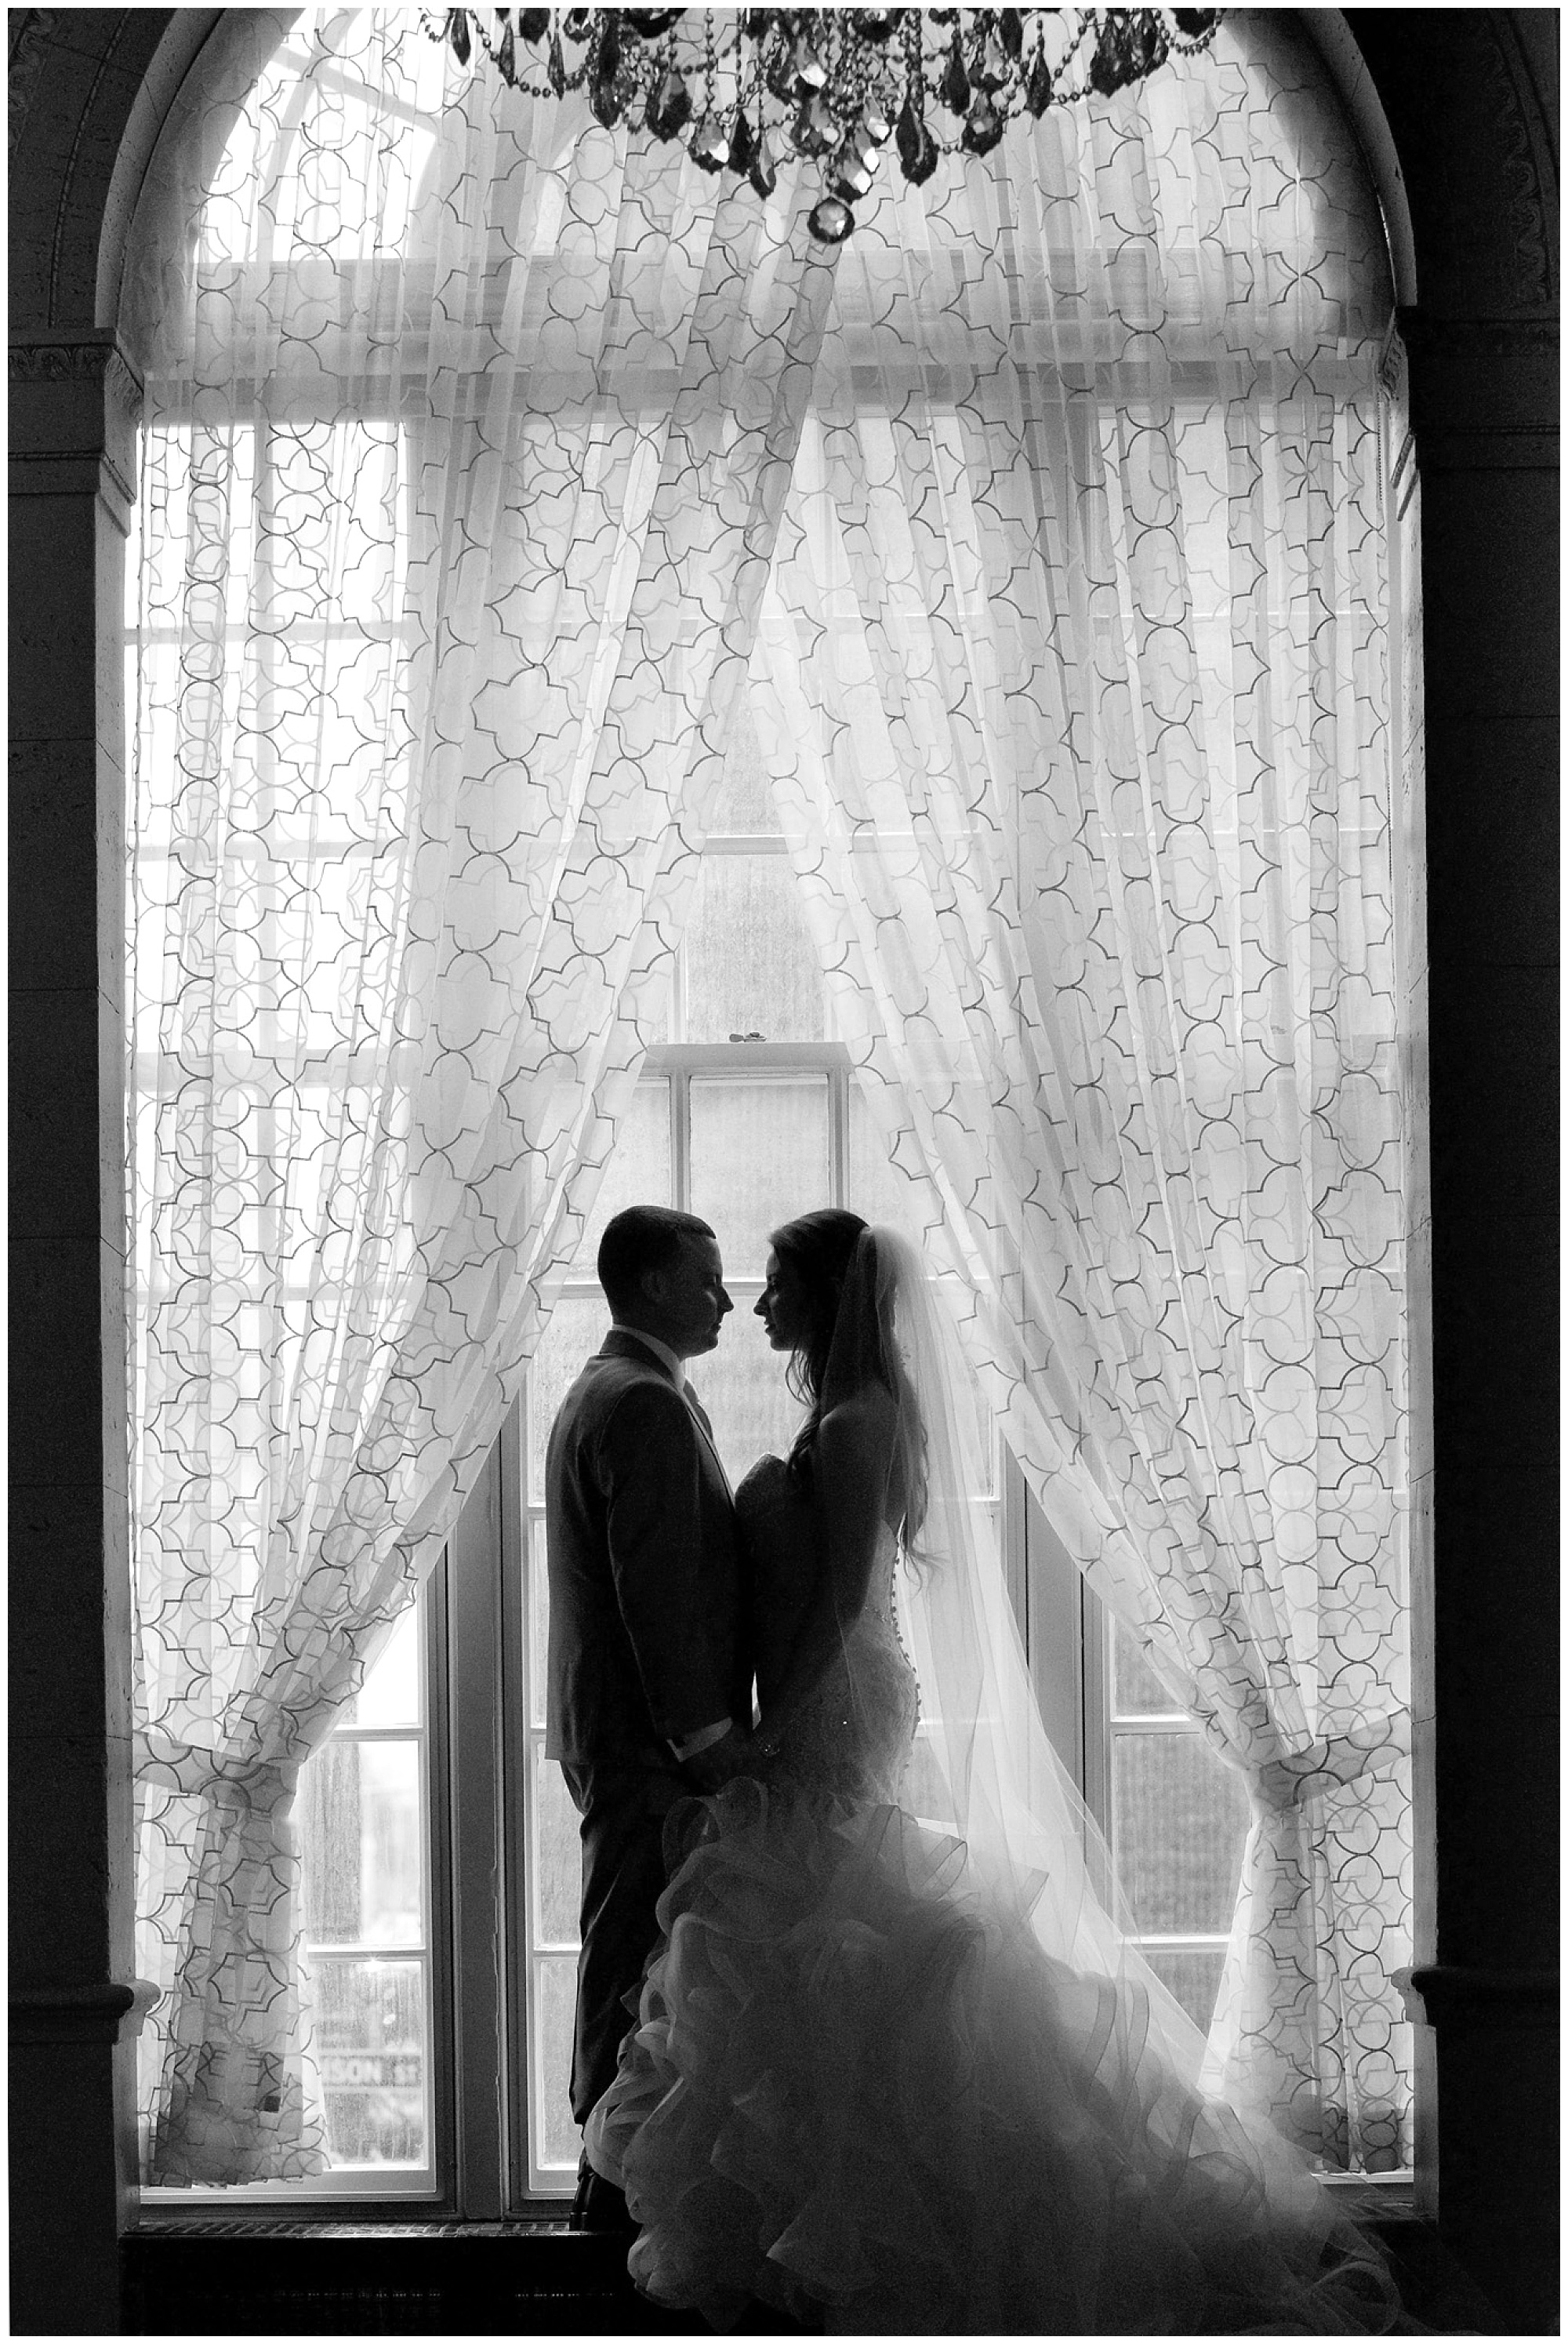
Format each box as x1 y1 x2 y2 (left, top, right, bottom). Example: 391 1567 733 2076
123 9 836 2183
751 16 1411 2168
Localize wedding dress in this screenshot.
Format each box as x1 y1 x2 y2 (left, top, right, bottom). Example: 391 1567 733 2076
585 1236 1404 2335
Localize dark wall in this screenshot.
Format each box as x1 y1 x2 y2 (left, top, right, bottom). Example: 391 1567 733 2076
1352 15 1559 2329
6 9 1559 2334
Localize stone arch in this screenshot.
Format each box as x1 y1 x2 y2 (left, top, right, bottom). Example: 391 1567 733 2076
9 12 1557 2333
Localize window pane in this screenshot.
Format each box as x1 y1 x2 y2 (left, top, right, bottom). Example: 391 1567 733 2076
534 1756 582 1949
527 1296 606 1503
569 1078 672 1276
1111 1616 1185 1717
689 1076 829 1278
684 856 824 1043
339 1601 420 1730
312 1958 427 2167
707 696 782 834
535 1958 581 2169
694 1294 804 1485
1140 1944 1229 2037
1112 1732 1250 1935
301 1739 424 1948
848 1078 931 1244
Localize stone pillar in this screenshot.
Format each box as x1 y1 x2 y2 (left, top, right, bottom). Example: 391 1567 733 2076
1403 301 1559 2334
9 326 152 2336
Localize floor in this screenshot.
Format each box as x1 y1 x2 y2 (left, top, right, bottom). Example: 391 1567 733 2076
122 2210 1511 2336
122 2223 811 2335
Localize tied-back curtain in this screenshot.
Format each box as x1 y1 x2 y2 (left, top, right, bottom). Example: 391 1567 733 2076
125 9 836 2182
750 18 1410 2168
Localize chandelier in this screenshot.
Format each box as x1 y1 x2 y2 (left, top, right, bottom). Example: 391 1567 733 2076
424 9 1221 243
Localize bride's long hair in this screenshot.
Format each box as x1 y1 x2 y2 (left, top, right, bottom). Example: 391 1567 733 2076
769 1210 927 1548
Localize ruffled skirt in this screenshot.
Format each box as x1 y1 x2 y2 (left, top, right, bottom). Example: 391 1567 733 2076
585 1777 1403 2335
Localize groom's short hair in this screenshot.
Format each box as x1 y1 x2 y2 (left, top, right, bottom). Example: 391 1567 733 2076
598 1205 717 1317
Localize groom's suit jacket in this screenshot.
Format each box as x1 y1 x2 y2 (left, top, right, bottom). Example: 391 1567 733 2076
544 1328 749 1771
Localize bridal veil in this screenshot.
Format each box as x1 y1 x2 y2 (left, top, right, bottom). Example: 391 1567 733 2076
820 1226 1399 2323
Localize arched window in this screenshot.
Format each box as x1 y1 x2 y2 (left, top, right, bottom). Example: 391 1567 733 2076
123 7 1415 2203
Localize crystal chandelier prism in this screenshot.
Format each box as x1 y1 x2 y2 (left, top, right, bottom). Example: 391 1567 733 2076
423 8 1221 242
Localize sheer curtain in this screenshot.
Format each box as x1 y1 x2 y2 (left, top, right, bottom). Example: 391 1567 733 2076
124 10 836 2182
750 18 1410 2168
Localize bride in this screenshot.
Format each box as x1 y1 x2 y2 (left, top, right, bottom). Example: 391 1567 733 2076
585 1211 1405 2335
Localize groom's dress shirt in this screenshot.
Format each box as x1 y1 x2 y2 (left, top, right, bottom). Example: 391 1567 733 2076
619 1325 686 1386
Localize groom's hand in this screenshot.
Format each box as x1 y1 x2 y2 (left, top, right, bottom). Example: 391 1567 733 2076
681 1724 748 1793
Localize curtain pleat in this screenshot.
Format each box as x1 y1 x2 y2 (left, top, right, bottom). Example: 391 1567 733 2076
128 13 836 2182
752 18 1410 2168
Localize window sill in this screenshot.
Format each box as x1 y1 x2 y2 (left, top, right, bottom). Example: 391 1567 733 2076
130 2207 572 2235
120 2223 697 2339
122 2197 1503 2336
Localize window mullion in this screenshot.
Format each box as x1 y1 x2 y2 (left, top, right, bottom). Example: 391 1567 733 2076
672 1063 692 1211
829 1055 850 1208
444 1435 510 2218
498 1396 532 2211
1080 1572 1112 1851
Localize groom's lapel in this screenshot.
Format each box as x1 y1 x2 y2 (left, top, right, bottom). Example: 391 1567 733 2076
681 1381 733 1500
601 1331 733 1499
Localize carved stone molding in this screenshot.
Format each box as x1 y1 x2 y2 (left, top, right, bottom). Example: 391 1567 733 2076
1438 18 1554 311
9 333 144 414
1486 21 1556 310
9 333 144 510
1398 307 1559 458
10 1979 162 2047
7 9 59 162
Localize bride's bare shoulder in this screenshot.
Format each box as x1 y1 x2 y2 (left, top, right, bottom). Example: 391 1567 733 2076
817 1384 899 1461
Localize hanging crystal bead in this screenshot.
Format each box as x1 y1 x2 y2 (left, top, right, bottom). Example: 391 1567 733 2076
728 107 757 178
807 193 855 245
1089 18 1137 96
749 127 784 201
689 113 731 173
962 91 1004 154
833 148 877 200
793 90 839 159
647 65 692 140
590 15 623 128
895 93 939 185
978 27 1010 89
939 34 971 114
1025 45 1054 116
789 31 828 92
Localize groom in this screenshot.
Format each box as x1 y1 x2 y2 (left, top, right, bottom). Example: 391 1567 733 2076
543 1205 753 2230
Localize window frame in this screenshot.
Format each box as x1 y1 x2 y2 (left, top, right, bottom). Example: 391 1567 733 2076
139 1576 450 2209
512 1034 856 2197
152 1045 1252 2215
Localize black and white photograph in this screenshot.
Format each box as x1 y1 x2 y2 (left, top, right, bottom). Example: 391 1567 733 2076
9 5 1556 2335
